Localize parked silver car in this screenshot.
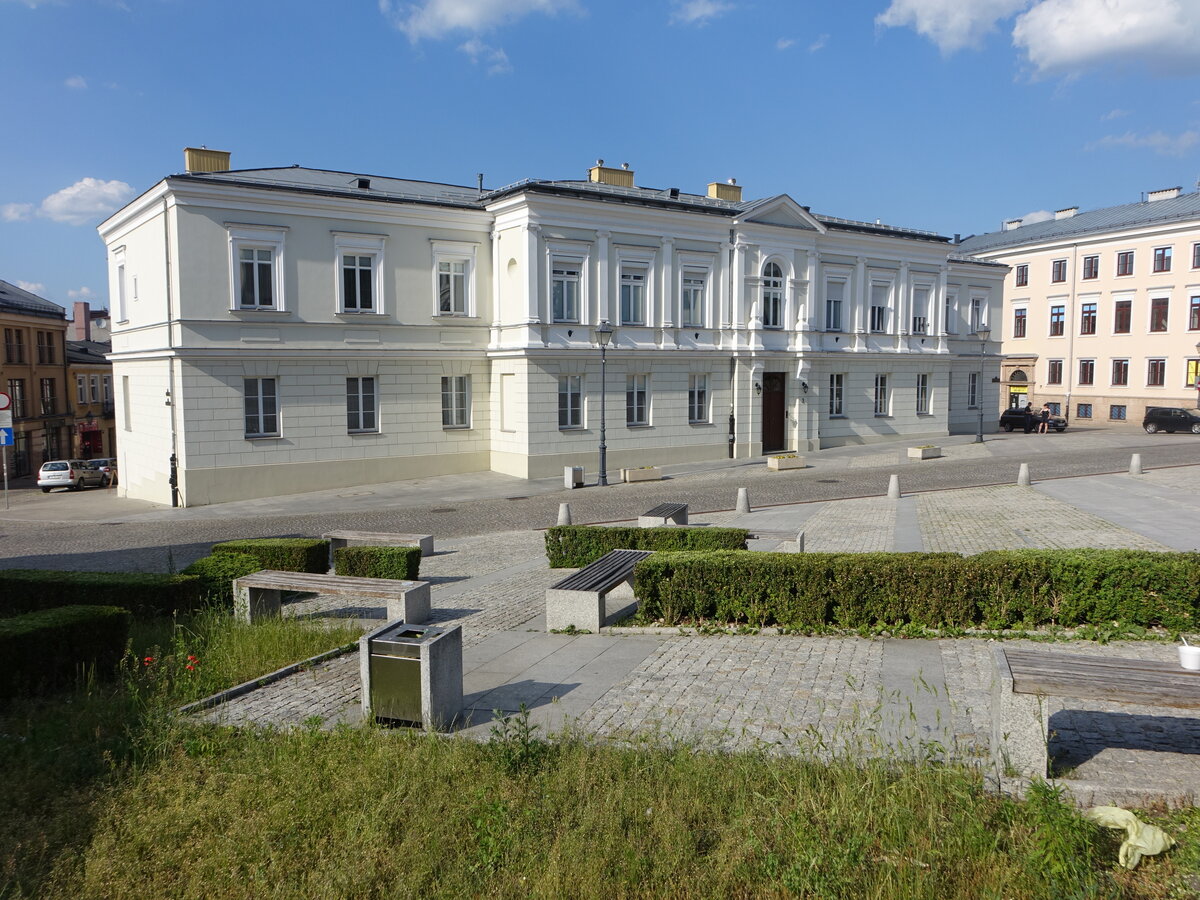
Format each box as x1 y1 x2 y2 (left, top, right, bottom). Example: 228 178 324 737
90 457 119 485
37 459 108 492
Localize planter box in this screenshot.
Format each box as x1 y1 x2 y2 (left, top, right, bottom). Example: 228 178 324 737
766 455 806 471
907 446 942 460
622 466 662 483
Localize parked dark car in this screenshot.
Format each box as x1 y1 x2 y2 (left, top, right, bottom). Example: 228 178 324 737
1142 407 1200 434
999 408 1067 432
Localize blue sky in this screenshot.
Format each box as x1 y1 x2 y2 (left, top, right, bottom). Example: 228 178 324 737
2 0 1198 312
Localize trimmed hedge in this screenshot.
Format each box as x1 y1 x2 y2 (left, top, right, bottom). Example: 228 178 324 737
0 605 131 697
181 552 264 605
334 546 421 581
545 526 749 568
632 549 1200 630
212 538 328 574
0 570 202 618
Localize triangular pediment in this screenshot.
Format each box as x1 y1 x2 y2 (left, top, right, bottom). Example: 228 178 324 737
735 195 825 233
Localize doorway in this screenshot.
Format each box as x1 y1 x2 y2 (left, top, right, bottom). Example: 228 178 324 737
761 372 786 453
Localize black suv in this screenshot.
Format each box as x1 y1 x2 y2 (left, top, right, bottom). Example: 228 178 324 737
1142 407 1200 434
999 408 1067 432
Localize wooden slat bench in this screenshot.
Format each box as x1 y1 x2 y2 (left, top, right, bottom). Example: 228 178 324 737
321 530 435 570
233 570 431 625
545 549 653 632
637 502 688 528
991 646 1200 779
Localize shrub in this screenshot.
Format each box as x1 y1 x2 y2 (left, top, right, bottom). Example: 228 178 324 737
0 605 131 697
545 526 748 568
334 546 421 580
181 552 264 606
212 538 328 574
0 570 201 618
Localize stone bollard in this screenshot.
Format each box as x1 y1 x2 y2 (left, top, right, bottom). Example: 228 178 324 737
887 474 901 499
1017 462 1031 487
795 530 805 553
736 487 751 514
1130 453 1143 476
557 502 572 526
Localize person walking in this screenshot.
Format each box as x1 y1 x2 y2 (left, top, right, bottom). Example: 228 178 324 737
1038 403 1051 434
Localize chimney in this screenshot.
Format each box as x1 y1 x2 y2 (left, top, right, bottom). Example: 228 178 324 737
1003 219 1023 232
73 301 91 341
708 178 742 202
1147 186 1181 202
183 147 232 174
1054 207 1078 220
588 159 635 187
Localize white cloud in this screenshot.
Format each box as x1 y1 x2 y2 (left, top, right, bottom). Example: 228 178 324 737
2 202 33 222
381 0 578 40
669 0 734 26
776 37 794 50
64 75 87 89
1101 108 1130 120
1013 0 1200 76
1088 129 1200 156
38 178 134 225
15 281 46 295
875 0 1032 54
809 32 830 51
2 0 58 7
459 37 512 74
67 286 95 299
1015 209 1056 225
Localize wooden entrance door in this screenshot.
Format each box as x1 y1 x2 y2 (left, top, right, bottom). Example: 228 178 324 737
761 372 786 453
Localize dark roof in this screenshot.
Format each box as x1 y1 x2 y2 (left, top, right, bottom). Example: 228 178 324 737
66 340 112 365
958 191 1200 254
0 280 65 319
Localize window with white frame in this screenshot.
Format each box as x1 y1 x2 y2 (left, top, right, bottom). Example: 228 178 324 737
762 262 784 329
681 271 706 328
911 286 930 334
244 377 278 438
558 375 582 428
102 376 111 404
346 377 377 433
115 261 127 321
441 375 470 428
825 279 844 331
829 373 844 416
551 262 580 323
944 291 958 334
239 248 275 307
873 374 890 416
626 374 648 426
334 233 384 314
76 375 86 404
869 283 889 332
969 296 986 333
967 372 979 408
916 373 930 414
688 374 708 423
89 375 99 403
432 241 476 317
620 265 646 325
228 225 285 311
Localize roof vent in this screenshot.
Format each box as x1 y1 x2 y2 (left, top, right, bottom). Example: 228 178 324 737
707 178 742 202
1147 186 1181 202
588 161 635 187
1054 207 1078 220
183 147 231 174
1003 218 1023 231
356 177 371 190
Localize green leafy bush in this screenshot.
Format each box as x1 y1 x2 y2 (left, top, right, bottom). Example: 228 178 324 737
0 605 131 697
212 538 328 574
0 570 201 618
334 546 421 580
545 526 748 568
181 552 264 605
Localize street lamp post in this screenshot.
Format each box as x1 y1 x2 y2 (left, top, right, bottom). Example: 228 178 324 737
1195 341 1200 409
974 327 991 443
595 320 614 486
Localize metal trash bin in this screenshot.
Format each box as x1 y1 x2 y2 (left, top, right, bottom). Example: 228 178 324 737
564 465 584 489
360 621 463 730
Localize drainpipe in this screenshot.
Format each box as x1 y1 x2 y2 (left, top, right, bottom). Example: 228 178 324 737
1064 242 1077 424
163 196 181 507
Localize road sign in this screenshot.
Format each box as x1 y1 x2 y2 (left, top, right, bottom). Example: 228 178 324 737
0 427 12 446
0 391 10 410
0 410 10 429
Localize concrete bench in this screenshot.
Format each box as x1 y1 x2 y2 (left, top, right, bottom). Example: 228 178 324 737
233 569 431 625
992 646 1200 779
545 548 653 632
637 502 688 528
321 530 434 570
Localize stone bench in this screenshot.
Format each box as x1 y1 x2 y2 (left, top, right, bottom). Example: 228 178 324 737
233 569 431 625
637 502 688 528
321 529 434 571
545 548 653 632
992 646 1200 779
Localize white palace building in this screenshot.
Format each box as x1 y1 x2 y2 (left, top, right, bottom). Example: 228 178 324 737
99 150 1005 506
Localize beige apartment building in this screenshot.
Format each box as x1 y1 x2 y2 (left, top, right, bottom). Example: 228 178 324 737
958 187 1200 425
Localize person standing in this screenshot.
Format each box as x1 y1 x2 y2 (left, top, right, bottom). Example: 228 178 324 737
1022 403 1034 434
1038 403 1051 434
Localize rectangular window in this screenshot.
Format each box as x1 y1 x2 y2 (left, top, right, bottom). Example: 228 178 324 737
1013 308 1027 338
39 378 56 416
1015 264 1028 287
238 247 275 308
551 263 580 323
4 328 25 364
874 374 890 416
1147 359 1166 387
1078 359 1094 385
1116 251 1134 276
1193 243 1200 269
558 375 582 429
828 373 844 416
969 296 986 333
1079 302 1096 335
681 272 706 327
626 374 648 426
1188 358 1200 388
1114 299 1132 333
346 377 378 433
944 292 958 334
341 254 375 312
1051 259 1067 283
967 372 978 409
1110 404 1127 421
35 331 55 364
89 375 99 403
688 374 708 423
76 375 87 404
102 376 111 404
1150 297 1169 332
243 377 278 438
1047 359 1063 384
121 375 130 430
1049 305 1064 336
116 264 127 321
1082 255 1099 280
1153 246 1172 273
825 280 844 331
1077 403 1092 419
916 373 930 415
911 286 930 335
620 266 646 325
869 283 889 332
438 260 468 316
762 268 784 329
1111 359 1129 386
1048 402 1061 416
6 379 25 418
440 375 469 428
1190 297 1200 331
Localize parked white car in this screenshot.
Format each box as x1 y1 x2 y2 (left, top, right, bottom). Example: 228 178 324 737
37 459 108 492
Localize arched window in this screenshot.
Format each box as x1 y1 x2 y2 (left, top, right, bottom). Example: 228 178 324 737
1010 369 1029 383
762 262 784 329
